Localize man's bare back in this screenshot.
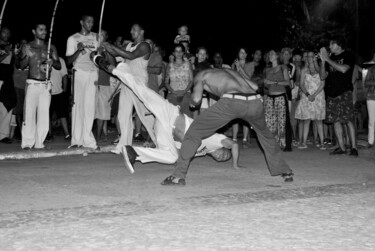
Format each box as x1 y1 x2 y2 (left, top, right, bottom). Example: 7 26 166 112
197 68 258 96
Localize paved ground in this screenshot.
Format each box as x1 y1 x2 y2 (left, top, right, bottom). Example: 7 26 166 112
0 132 374 250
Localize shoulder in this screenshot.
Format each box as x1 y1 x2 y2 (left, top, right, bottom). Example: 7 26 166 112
139 42 151 51
68 33 81 40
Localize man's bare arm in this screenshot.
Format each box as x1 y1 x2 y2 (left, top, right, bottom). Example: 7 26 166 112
66 42 85 66
102 42 150 61
14 44 30 70
190 79 204 106
51 45 61 70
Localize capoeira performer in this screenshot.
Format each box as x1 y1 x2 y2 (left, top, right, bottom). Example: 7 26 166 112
92 56 239 173
15 23 61 149
66 15 99 149
101 23 156 153
158 68 295 185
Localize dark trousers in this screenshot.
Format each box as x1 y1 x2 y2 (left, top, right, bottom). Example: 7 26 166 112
172 97 292 179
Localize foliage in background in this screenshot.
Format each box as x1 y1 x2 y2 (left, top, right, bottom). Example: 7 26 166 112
275 0 357 52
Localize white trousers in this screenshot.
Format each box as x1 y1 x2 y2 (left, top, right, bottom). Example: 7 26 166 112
367 99 375 144
112 64 225 163
115 65 156 152
113 64 179 163
71 70 98 148
21 82 51 149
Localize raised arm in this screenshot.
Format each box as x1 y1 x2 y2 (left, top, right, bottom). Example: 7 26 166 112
190 76 204 106
102 41 150 61
14 43 30 70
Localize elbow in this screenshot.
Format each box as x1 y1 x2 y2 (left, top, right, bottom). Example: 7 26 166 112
191 97 201 106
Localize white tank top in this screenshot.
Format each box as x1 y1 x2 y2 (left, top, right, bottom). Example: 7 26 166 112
125 42 149 84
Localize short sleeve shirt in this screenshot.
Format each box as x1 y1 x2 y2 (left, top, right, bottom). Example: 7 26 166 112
66 32 98 72
325 50 355 98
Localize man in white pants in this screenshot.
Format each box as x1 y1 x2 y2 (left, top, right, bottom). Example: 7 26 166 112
101 23 156 153
15 23 61 150
66 14 99 149
93 57 240 173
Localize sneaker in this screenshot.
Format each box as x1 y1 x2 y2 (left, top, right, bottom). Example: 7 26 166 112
320 145 327 150
323 138 332 145
64 134 71 140
281 172 294 182
298 143 308 149
161 175 186 186
121 145 138 174
112 136 120 145
367 143 374 149
292 140 300 147
329 147 346 155
133 133 145 142
348 148 359 157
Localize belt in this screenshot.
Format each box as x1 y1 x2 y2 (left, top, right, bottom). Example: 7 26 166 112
26 79 51 85
222 94 261 100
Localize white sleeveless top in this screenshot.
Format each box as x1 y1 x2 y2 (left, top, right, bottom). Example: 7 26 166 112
125 42 149 84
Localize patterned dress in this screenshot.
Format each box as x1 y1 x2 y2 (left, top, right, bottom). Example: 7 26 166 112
167 61 192 117
295 73 326 120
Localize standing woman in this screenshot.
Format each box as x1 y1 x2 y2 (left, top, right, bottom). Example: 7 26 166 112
193 46 211 118
294 51 326 149
164 43 194 118
263 49 290 149
231 47 252 145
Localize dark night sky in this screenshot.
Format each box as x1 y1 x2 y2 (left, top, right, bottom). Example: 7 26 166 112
1 0 374 62
0 0 281 62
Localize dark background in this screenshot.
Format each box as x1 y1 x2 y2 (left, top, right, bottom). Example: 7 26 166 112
1 0 374 63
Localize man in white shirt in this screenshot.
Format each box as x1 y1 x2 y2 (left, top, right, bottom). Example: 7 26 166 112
66 14 99 150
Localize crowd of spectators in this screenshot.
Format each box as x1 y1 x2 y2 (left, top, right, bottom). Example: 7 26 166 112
0 20 372 158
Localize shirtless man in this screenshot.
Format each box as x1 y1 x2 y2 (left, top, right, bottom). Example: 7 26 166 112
92 56 239 174
15 22 61 149
159 68 294 185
